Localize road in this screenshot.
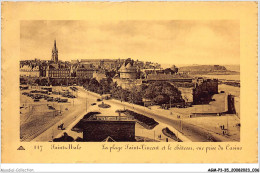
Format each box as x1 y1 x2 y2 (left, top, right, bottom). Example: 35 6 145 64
33 86 235 142
32 88 97 141
81 89 235 142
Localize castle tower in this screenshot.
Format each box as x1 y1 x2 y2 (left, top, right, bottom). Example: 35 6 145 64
52 40 58 63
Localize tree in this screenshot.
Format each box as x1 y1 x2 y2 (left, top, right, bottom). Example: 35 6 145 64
111 82 120 99
143 82 163 100
110 85 130 102
40 78 49 86
143 81 184 104
121 89 131 102
88 78 100 92
138 84 148 92
34 79 40 85
60 79 67 86
154 94 170 104
164 68 174 74
83 79 90 88
124 58 133 66
171 65 178 73
50 79 58 86
20 77 28 85
99 78 111 94
105 70 117 78
128 85 143 104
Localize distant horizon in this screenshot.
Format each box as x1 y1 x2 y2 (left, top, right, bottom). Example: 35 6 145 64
21 57 240 67
22 57 240 68
161 63 240 67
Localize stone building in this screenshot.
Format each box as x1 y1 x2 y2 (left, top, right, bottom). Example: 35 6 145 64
93 71 106 82
81 115 136 142
113 77 142 90
80 58 124 70
119 62 138 79
75 64 94 78
20 64 40 77
142 74 218 105
177 78 218 104
46 63 71 78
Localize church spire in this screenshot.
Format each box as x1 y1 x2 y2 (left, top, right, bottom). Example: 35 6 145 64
54 39 56 49
52 40 58 63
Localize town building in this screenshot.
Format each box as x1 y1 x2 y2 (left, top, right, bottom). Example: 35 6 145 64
75 64 94 78
80 59 101 68
20 64 40 77
19 40 219 106
81 115 136 142
144 61 161 69
46 41 71 78
80 58 124 70
93 71 106 82
46 63 71 78
71 59 79 64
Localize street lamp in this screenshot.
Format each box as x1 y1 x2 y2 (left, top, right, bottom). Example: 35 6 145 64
226 115 229 135
86 95 88 113
170 97 171 109
179 115 183 133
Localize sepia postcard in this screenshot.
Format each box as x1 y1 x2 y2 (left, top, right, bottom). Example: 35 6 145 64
1 2 258 163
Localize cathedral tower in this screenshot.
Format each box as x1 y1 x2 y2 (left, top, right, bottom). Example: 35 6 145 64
52 40 58 63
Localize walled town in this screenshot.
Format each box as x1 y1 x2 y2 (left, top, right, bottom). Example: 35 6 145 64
20 40 240 142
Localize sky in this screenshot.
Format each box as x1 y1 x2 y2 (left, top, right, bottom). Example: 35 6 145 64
20 20 240 65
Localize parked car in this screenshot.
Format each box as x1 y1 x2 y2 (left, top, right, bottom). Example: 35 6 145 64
48 105 55 110
59 99 68 103
54 98 61 102
70 87 75 91
40 90 48 94
47 98 54 102
41 87 52 92
34 94 41 99
22 92 28 95
34 99 40 102
20 86 29 90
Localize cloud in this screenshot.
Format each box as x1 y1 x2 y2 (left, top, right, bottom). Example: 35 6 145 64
20 20 240 65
